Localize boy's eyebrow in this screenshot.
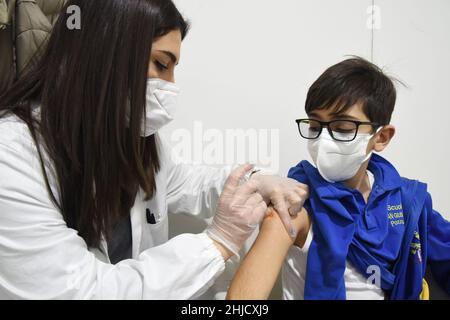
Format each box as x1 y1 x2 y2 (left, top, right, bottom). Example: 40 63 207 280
330 113 360 121
308 111 362 121
308 111 322 119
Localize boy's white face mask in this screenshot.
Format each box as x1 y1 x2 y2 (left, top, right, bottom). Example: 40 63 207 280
127 78 180 137
307 129 381 183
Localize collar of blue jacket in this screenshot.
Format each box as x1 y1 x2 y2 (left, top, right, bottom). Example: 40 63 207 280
288 153 433 300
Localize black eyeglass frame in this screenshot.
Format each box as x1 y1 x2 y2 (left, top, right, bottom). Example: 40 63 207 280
295 118 383 142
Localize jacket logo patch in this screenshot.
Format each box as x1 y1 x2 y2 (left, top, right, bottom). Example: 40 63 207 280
387 204 404 227
410 231 423 263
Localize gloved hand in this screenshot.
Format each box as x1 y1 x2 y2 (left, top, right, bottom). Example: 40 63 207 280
250 174 309 238
206 164 268 257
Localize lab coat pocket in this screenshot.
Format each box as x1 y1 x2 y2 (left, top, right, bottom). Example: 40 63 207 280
143 211 169 248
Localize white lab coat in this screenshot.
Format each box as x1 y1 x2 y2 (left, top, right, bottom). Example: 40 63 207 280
0 112 233 300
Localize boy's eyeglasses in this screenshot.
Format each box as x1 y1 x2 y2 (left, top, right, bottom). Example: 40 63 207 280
295 118 382 142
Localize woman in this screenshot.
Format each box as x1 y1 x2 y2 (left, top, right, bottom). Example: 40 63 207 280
0 0 308 299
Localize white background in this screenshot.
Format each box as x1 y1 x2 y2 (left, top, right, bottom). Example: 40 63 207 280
164 0 450 298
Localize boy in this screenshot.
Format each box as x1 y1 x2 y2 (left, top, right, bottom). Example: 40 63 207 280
226 57 450 300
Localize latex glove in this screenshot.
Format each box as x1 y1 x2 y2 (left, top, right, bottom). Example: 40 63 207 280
250 174 309 238
206 164 268 257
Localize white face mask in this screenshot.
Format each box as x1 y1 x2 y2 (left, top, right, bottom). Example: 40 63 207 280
307 129 380 183
128 78 180 137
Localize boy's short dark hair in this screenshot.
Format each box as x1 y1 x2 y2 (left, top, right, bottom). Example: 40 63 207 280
305 57 397 125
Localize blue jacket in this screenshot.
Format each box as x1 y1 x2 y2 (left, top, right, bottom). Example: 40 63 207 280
288 154 450 299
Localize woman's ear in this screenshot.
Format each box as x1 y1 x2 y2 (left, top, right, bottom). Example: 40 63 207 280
373 125 396 152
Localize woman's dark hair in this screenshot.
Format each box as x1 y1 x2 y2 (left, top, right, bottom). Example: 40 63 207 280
305 57 397 125
0 0 189 247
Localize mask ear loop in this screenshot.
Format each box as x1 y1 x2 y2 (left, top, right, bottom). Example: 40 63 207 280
363 126 385 162
373 126 384 135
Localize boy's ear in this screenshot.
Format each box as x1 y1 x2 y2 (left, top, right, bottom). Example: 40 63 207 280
373 125 396 152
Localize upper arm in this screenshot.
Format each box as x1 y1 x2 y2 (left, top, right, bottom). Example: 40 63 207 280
226 208 310 300
259 207 310 245
293 208 311 248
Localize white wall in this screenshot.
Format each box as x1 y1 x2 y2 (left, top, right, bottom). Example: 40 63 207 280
373 0 450 219
164 0 450 224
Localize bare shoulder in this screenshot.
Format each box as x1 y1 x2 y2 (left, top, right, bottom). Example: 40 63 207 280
294 207 311 248
262 207 311 247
